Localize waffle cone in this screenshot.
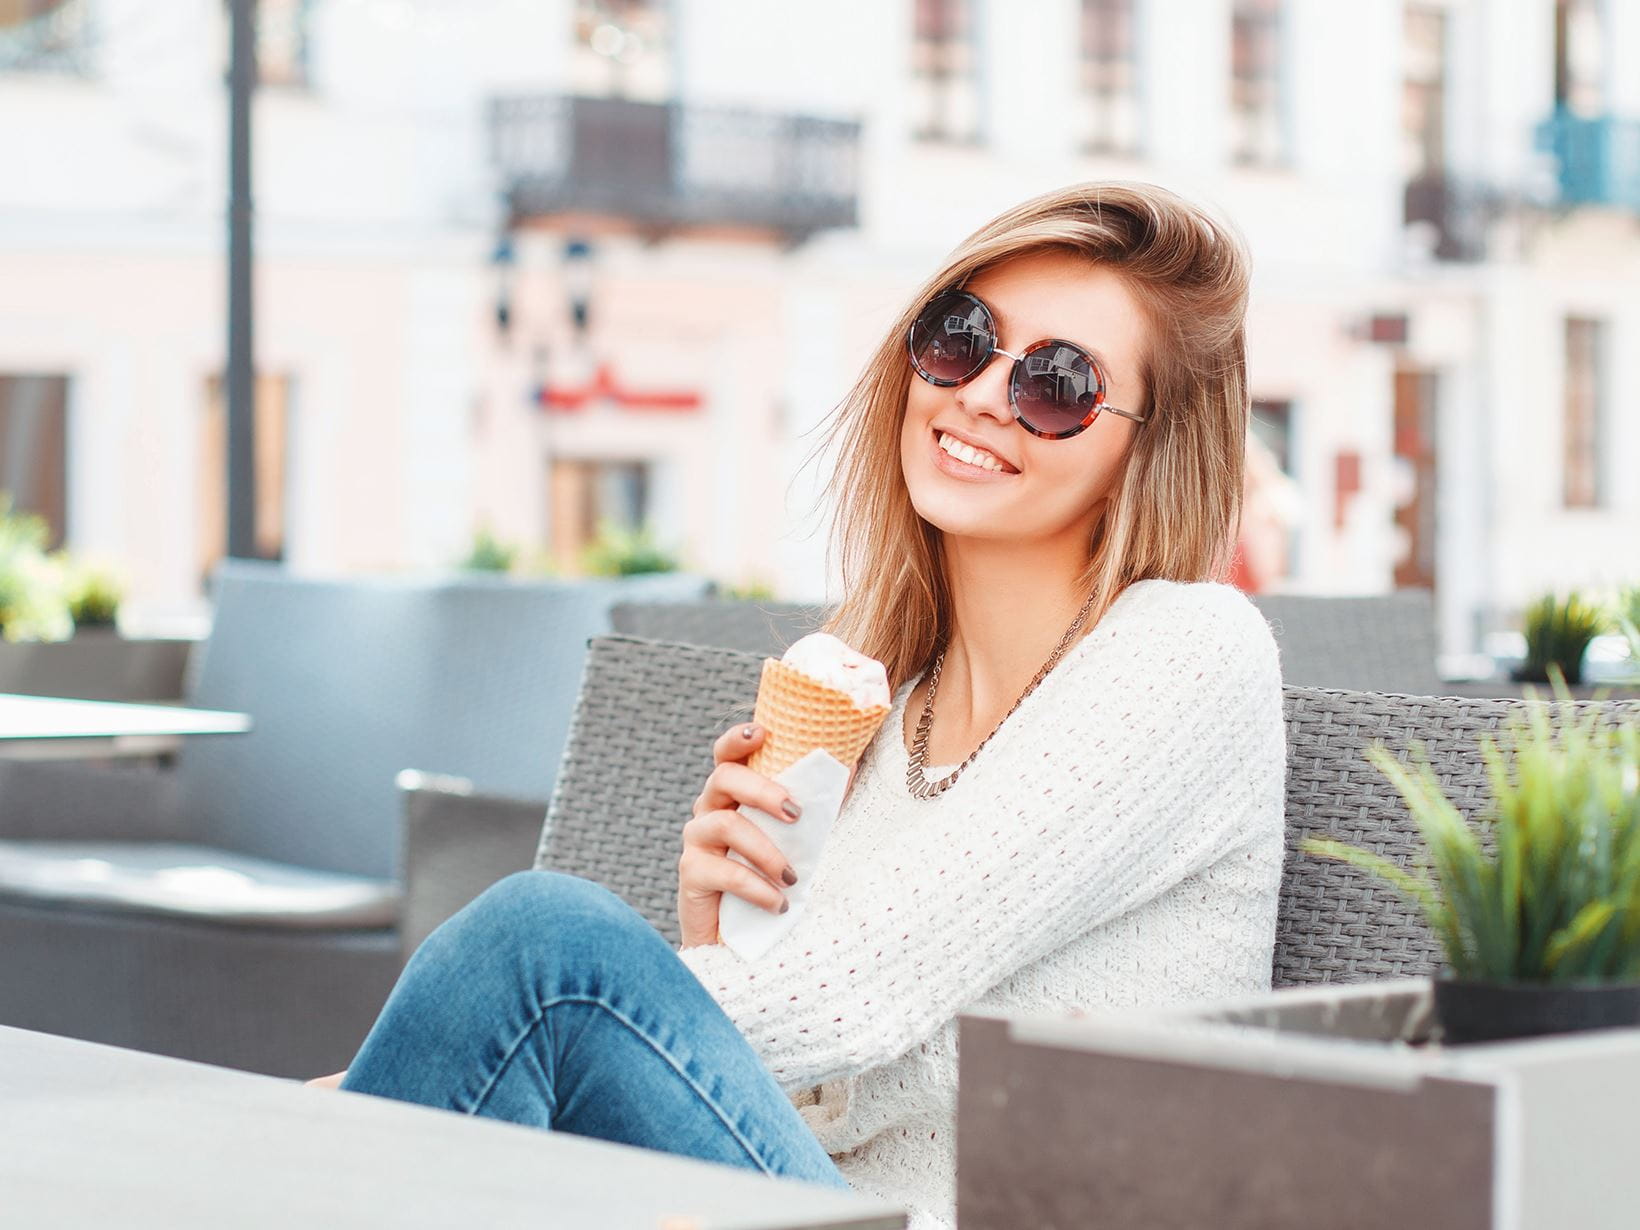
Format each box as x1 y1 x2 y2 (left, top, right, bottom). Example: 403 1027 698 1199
745 657 891 780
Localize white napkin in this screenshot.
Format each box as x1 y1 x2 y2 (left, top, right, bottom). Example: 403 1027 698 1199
718 748 851 961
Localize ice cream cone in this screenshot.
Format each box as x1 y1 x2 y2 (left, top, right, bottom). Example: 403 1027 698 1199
746 656 892 780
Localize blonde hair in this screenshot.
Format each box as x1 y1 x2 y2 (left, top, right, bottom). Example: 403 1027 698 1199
806 180 1252 696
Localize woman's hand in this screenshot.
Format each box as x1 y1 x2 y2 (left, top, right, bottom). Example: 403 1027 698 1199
678 723 803 949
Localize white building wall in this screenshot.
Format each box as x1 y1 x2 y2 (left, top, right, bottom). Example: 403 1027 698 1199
0 0 1635 653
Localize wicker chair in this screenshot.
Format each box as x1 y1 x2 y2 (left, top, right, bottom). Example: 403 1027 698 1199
1251 591 1442 695
0 567 713 1077
615 592 1444 695
608 599 832 657
401 635 1637 988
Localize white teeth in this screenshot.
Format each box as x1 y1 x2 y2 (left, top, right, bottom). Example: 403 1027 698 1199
937 432 1009 473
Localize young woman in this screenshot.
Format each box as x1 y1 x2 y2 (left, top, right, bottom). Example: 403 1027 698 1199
315 181 1286 1230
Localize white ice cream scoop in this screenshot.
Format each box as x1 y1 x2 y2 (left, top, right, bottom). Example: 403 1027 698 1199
780 631 891 710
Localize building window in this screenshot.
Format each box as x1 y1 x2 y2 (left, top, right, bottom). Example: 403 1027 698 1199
1402 6 1446 180
257 0 311 90
1229 0 1286 166
1554 0 1605 117
1563 317 1605 509
549 457 650 573
1078 0 1140 155
572 0 672 100
910 0 981 144
199 374 291 582
0 0 92 74
1392 366 1439 591
0 373 70 549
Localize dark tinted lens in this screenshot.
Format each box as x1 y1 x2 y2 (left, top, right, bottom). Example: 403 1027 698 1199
1011 342 1103 435
909 291 994 384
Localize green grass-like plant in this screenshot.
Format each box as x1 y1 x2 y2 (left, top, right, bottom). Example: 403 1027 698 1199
460 524 518 574
61 558 124 628
1617 585 1640 678
1304 689 1640 984
578 519 678 577
719 577 776 601
0 493 72 642
1515 590 1606 685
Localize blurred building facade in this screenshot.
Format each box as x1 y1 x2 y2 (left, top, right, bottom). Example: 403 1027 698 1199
0 0 1634 658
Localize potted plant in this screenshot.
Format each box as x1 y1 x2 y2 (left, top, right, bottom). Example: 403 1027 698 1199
1305 683 1640 1044
578 518 679 577
1513 590 1606 685
0 494 193 700
0 497 73 644
719 576 776 601
459 523 519 574
60 556 125 632
1618 584 1640 679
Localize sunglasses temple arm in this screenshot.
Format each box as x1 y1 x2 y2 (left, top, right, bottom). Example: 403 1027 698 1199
1103 405 1148 424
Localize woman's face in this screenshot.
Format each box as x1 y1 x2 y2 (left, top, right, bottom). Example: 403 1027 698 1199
900 251 1150 549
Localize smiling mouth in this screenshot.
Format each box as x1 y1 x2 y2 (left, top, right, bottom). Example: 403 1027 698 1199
931 428 1019 476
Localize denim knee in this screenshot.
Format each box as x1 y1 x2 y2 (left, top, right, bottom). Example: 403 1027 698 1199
474 869 624 922
458 870 653 951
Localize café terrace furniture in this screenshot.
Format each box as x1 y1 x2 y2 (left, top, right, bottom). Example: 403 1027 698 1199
0 634 194 704
0 1024 906 1230
401 635 1633 981
0 692 249 761
611 591 1446 695
0 693 249 739
0 562 711 1078
610 598 830 657
1250 589 1443 695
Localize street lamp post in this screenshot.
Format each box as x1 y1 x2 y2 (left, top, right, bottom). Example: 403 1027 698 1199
226 0 257 560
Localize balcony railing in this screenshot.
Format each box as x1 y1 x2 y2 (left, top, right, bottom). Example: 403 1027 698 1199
1403 173 1489 262
489 95 861 244
1535 108 1640 211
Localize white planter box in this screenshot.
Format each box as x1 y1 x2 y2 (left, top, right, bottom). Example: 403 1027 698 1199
0 633 193 702
957 979 1640 1230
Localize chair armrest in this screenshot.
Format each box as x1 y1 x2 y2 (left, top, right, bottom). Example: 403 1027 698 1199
0 759 184 843
397 770 548 966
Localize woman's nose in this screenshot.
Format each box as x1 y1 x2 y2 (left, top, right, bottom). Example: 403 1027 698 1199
955 349 1015 422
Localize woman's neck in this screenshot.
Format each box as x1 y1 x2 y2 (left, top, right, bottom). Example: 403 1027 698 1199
935 536 1097 729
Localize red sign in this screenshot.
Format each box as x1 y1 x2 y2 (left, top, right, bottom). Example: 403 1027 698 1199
539 363 702 412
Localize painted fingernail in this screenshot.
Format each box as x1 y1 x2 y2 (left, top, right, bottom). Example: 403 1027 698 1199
781 799 801 820
743 724 759 739
779 898 790 914
781 865 798 886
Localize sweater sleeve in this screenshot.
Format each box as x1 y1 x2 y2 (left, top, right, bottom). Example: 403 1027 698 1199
675 582 1286 1092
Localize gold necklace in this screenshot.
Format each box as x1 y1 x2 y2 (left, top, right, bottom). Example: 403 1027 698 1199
905 589 1099 799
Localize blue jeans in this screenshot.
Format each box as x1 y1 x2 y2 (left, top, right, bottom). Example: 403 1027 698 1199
340 870 850 1190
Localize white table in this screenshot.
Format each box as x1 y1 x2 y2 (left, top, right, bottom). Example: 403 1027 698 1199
0 1026 905 1229
0 693 250 759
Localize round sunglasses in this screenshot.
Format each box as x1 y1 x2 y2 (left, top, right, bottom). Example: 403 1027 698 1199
906 288 1148 440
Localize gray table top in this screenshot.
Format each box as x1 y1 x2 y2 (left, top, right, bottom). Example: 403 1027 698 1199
0 693 251 741
0 1026 903 1229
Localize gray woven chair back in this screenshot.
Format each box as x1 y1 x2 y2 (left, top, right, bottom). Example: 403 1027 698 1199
179 562 439 878
542 636 1639 984
608 600 834 657
415 573 712 801
180 564 714 879
538 636 764 942
1277 686 1620 986
1253 591 1440 694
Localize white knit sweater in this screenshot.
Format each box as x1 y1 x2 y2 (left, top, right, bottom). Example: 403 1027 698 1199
677 579 1287 1230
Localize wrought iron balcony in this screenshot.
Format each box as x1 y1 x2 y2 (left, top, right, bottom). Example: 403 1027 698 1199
489 94 861 244
1534 108 1640 211
1402 173 1489 262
